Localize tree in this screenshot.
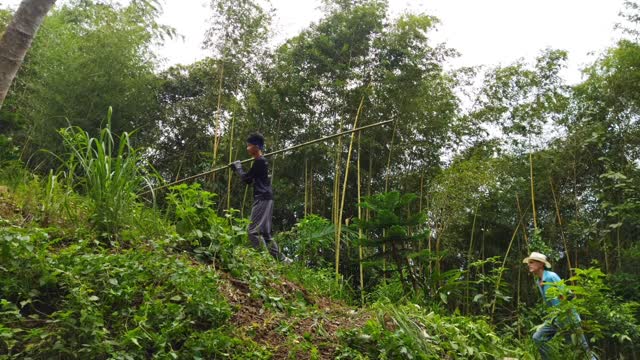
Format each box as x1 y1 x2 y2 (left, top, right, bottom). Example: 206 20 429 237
203 0 273 169
2 0 171 167
250 1 461 226
0 0 56 109
470 49 570 153
358 191 429 293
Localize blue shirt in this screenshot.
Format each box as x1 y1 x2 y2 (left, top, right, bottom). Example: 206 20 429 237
536 270 562 307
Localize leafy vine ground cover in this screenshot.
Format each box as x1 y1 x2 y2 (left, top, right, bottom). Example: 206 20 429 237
0 179 532 359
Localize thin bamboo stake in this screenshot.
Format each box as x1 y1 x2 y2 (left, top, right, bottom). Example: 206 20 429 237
491 211 528 319
382 120 398 281
211 62 225 178
332 116 345 229
139 120 393 195
465 205 478 315
530 153 538 229
336 96 366 281
516 194 529 250
515 195 527 335
604 235 610 274
549 177 573 277
517 231 522 338
384 120 397 192
304 158 308 217
419 174 424 213
309 166 314 215
271 150 278 184
481 228 485 294
241 183 249 217
357 132 365 305
226 115 235 212
617 225 622 272
333 148 340 225
174 149 188 182
367 143 373 221
418 173 424 252
572 160 580 269
333 117 345 280
434 216 448 277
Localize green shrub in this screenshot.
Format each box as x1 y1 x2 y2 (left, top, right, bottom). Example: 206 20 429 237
0 228 236 358
357 191 430 296
337 303 523 359
0 227 61 314
0 161 31 190
277 214 335 268
282 264 355 303
164 183 249 247
165 183 221 238
544 267 639 357
56 107 157 241
180 328 271 359
366 276 407 304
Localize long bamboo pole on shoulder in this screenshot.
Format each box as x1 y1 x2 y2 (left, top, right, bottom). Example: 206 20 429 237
139 119 393 196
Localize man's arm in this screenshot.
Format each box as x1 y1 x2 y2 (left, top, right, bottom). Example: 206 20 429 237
233 158 265 184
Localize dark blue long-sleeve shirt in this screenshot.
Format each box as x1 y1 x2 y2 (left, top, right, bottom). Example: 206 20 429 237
235 156 273 200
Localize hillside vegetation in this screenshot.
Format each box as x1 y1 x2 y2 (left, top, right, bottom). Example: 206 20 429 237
2 0 640 358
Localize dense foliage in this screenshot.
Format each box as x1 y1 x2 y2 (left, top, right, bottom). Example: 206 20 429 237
1 0 640 358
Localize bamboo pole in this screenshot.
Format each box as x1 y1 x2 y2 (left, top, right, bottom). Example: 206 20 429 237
211 62 225 178
226 115 235 212
271 150 280 185
529 153 538 229
419 174 424 213
617 225 622 272
333 148 341 226
572 160 580 269
491 208 530 319
336 96 366 281
139 120 393 195
465 205 478 315
241 183 249 217
304 158 308 217
604 235 610 274
418 173 424 252
549 178 573 277
516 194 529 250
517 231 522 338
357 132 365 305
333 117 345 280
384 120 397 192
174 149 188 182
309 166 313 214
481 228 485 294
382 120 398 281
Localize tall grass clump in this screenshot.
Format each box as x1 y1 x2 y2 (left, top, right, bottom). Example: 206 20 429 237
56 107 155 240
336 302 525 359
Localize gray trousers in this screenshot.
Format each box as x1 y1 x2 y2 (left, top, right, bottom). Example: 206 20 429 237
248 199 281 260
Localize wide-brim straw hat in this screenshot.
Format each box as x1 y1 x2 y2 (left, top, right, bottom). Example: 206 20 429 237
522 251 551 269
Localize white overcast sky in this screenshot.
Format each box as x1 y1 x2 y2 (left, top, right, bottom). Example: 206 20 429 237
4 0 628 84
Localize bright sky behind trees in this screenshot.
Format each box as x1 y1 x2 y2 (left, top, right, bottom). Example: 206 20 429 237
3 0 627 83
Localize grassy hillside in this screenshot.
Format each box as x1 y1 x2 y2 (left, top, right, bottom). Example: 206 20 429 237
0 170 533 359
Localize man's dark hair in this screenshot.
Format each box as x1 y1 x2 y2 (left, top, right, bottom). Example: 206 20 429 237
247 133 265 150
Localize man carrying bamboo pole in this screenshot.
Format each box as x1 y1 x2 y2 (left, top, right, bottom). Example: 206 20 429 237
523 252 596 359
231 133 290 263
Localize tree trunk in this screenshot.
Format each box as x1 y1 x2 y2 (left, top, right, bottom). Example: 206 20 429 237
0 0 56 109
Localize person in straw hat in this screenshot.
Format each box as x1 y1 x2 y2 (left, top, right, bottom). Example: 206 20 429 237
523 251 596 359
